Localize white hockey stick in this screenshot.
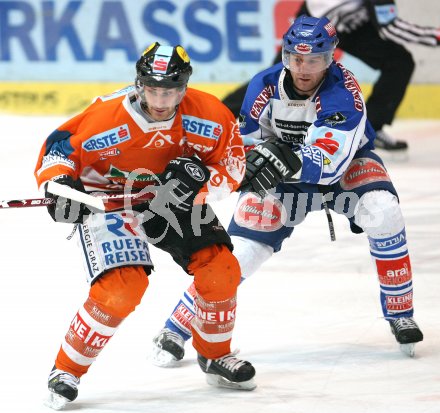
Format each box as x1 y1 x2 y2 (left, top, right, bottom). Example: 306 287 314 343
46 181 106 211
0 183 155 211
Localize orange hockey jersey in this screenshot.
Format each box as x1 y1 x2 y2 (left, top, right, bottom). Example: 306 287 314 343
35 86 245 203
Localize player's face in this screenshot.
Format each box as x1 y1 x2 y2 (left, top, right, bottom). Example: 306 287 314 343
289 54 328 95
143 86 186 121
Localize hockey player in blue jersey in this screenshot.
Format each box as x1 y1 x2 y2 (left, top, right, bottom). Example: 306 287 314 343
151 15 423 368
223 0 440 152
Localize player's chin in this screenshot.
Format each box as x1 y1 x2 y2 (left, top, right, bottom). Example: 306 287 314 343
296 80 316 93
150 109 172 121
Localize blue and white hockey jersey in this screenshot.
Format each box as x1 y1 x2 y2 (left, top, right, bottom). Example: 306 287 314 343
239 62 376 186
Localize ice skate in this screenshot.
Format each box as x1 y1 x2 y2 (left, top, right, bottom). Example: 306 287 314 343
374 130 409 161
198 351 256 391
45 367 80 410
375 130 408 151
150 328 185 367
389 317 423 357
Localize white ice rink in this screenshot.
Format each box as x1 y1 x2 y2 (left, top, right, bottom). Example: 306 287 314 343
0 116 439 413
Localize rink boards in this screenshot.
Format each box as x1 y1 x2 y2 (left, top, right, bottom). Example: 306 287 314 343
0 82 439 119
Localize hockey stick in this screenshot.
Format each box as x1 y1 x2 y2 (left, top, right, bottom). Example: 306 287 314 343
0 181 155 211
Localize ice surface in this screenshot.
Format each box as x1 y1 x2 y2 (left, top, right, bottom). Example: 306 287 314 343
0 116 439 413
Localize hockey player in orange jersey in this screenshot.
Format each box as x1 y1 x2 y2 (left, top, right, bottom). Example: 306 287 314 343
35 42 256 410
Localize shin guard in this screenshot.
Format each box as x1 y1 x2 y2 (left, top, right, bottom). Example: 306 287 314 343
56 298 124 377
370 231 414 318
192 294 237 359
164 283 197 340
189 244 241 359
355 191 414 318
55 266 148 377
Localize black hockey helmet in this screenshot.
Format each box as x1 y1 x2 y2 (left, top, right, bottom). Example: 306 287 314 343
136 42 192 89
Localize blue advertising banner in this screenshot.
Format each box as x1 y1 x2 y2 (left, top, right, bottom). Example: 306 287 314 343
0 0 437 116
0 0 282 82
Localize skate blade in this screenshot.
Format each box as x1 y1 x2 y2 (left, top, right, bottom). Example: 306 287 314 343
150 346 182 368
400 343 416 357
44 392 70 410
206 373 257 391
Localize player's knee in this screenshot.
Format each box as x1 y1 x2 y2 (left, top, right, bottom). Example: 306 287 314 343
354 190 404 238
189 244 241 301
231 236 273 279
388 47 415 77
399 50 415 77
89 266 149 318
